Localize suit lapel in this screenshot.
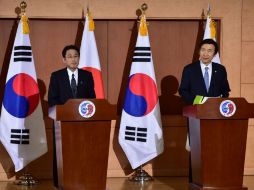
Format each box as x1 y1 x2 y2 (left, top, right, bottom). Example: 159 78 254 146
208 62 217 95
77 69 85 98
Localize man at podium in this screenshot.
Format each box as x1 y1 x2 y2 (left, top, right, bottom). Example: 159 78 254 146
48 45 96 187
48 45 96 106
178 39 231 182
178 39 230 105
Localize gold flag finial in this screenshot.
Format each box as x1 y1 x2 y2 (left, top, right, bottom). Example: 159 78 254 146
201 9 205 20
20 1 29 34
207 3 211 16
86 7 95 31
139 3 148 36
205 4 216 39
20 1 27 15
141 3 148 14
87 4 89 14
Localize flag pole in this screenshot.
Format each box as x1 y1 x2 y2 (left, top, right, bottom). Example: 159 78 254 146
14 2 38 186
128 4 153 182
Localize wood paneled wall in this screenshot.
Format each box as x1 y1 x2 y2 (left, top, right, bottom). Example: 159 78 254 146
0 0 254 180
241 0 254 175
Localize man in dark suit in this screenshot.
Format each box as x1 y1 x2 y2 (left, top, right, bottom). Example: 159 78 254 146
48 45 96 107
48 45 96 187
179 39 230 105
178 39 230 183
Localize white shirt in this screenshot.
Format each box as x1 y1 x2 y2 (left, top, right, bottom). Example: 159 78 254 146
200 61 212 86
67 68 78 85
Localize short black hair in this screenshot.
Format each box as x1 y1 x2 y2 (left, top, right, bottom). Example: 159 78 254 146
62 45 80 58
199 39 219 55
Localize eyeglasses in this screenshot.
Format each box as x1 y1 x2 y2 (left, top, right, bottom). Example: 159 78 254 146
65 55 79 59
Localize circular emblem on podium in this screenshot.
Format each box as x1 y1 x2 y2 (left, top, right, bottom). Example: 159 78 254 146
219 100 236 117
78 100 96 118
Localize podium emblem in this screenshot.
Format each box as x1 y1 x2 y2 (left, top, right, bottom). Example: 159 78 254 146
219 100 236 117
78 100 96 118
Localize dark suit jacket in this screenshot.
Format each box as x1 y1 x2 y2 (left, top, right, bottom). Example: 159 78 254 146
48 68 96 107
178 61 230 105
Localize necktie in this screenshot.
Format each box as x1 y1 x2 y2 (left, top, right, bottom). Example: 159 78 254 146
71 74 77 98
204 67 209 92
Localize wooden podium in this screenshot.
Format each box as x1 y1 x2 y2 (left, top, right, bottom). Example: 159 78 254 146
183 98 254 190
54 99 116 190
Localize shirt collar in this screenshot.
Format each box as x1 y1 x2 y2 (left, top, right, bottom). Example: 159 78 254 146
67 68 78 77
200 61 212 70
67 68 78 84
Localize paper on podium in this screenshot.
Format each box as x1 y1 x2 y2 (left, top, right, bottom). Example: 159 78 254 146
193 95 209 104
